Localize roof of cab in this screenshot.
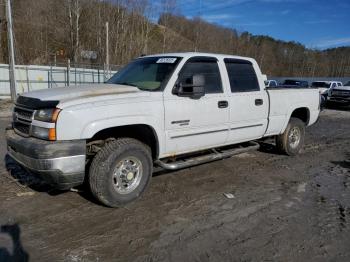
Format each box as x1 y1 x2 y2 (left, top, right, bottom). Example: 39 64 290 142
142 52 256 63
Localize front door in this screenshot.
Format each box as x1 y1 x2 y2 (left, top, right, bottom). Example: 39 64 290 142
164 57 230 156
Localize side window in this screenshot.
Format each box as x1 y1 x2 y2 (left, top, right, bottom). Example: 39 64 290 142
178 57 223 94
332 83 337 88
337 82 342 86
224 59 260 92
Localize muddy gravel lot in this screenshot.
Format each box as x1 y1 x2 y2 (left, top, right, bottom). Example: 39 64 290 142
0 103 350 262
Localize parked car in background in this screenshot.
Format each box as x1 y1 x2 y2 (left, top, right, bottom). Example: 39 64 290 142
281 79 309 88
265 80 278 88
311 81 343 97
328 81 350 106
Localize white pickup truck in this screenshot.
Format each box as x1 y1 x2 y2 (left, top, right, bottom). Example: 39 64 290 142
311 81 343 97
327 81 350 105
6 52 321 207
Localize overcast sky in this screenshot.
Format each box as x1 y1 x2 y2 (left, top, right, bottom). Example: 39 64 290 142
169 0 350 49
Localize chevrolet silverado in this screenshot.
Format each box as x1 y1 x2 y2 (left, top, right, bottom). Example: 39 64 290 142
6 53 321 207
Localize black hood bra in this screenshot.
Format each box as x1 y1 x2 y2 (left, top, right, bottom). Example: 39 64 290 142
16 96 59 109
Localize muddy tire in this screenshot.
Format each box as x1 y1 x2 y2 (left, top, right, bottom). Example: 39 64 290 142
89 138 152 207
276 117 305 156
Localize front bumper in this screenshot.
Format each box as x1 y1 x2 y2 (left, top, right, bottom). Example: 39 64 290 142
6 128 86 190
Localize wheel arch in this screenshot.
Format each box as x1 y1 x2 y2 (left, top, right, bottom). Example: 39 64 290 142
279 107 310 134
290 107 310 125
87 124 160 160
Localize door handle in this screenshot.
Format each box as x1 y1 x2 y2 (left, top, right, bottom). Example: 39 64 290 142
218 100 228 108
255 99 263 106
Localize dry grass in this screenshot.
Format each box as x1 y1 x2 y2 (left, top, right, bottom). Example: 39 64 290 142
0 99 13 118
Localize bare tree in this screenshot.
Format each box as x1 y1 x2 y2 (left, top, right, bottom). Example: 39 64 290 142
66 0 82 63
1 0 349 77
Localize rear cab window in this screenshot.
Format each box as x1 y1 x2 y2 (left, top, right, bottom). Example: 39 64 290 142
224 58 260 92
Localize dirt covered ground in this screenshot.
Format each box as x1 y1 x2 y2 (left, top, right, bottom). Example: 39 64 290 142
0 102 350 262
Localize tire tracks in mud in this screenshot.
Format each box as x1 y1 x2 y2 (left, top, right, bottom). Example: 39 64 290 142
1 110 350 261
139 115 350 262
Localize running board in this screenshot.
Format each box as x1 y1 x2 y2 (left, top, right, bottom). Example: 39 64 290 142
155 141 260 171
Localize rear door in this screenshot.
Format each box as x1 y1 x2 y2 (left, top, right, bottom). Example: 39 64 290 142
223 58 269 143
163 57 229 155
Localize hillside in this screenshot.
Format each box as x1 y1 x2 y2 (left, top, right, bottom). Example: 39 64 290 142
0 0 349 77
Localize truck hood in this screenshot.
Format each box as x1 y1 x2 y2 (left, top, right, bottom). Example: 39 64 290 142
333 85 350 91
17 84 144 109
21 84 140 101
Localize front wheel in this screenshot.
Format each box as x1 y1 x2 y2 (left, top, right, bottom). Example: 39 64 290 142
89 138 152 207
276 118 305 156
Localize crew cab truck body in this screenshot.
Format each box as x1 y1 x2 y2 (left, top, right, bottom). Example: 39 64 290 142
6 53 321 207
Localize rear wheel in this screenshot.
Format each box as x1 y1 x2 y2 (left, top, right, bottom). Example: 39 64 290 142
276 117 305 156
89 138 152 207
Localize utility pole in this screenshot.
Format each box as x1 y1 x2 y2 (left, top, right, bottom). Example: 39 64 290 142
194 0 202 52
0 6 2 54
67 58 71 86
6 0 17 101
105 21 109 80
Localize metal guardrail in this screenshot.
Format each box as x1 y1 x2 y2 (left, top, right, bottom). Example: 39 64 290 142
0 63 119 96
1 64 348 97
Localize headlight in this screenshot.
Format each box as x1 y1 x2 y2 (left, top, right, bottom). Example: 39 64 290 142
31 126 56 140
34 108 60 122
32 108 60 140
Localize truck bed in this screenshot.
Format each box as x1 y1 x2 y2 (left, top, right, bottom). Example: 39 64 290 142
265 88 320 136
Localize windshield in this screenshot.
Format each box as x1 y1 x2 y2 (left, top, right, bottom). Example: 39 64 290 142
311 82 330 88
107 56 181 91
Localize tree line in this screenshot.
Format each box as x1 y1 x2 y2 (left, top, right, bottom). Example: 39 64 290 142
0 0 349 77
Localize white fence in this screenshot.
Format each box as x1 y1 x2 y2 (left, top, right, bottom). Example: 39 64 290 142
0 64 118 97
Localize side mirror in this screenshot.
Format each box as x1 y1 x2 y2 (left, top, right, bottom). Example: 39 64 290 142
174 74 205 99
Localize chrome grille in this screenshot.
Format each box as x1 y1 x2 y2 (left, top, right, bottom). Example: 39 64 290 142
13 122 31 135
332 89 350 97
13 106 34 136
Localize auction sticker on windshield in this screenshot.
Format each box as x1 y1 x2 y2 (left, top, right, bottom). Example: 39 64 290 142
156 58 177 63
